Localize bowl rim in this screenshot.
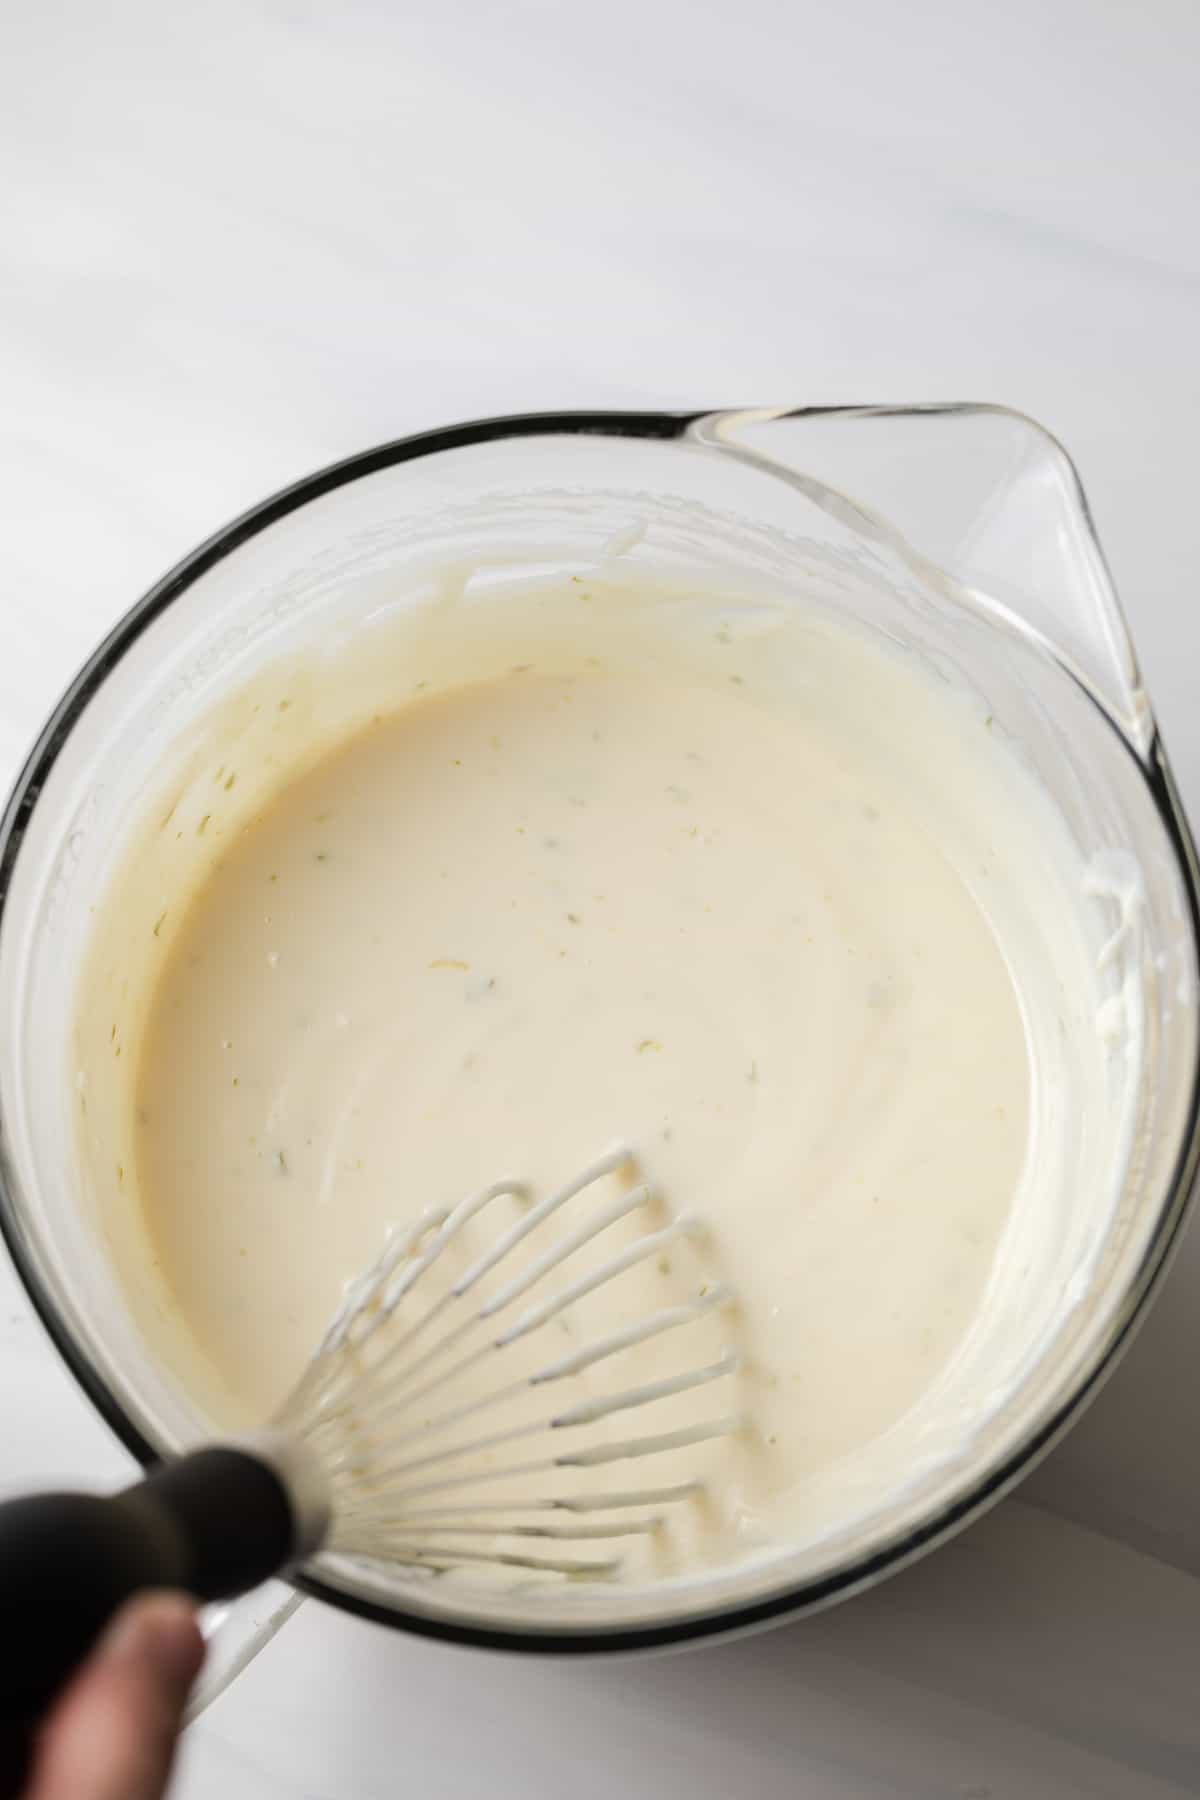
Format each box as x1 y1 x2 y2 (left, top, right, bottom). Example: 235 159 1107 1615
2 405 1199 1654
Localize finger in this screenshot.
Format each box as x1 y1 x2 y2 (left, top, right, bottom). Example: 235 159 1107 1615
25 1592 204 1800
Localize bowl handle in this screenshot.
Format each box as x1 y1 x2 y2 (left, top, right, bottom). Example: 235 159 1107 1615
186 1583 305 1722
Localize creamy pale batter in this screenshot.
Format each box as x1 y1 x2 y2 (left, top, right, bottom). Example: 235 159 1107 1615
118 606 1034 1576
74 553 1136 1596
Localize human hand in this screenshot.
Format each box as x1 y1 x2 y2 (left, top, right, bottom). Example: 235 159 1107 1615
14 1593 204 1800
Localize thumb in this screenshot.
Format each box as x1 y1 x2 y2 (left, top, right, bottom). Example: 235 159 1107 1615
25 1593 204 1800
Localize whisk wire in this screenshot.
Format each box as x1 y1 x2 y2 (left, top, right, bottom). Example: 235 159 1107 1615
277 1148 741 1582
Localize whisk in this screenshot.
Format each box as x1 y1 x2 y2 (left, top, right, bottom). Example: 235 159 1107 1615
0 1147 739 1718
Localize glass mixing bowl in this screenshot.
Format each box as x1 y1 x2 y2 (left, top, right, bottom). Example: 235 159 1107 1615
1 405 1198 1665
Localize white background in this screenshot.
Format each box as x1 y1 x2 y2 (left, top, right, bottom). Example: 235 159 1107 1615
3 1 1200 1793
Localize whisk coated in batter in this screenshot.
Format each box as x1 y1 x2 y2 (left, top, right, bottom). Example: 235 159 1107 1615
0 1148 742 1716
276 1145 742 1578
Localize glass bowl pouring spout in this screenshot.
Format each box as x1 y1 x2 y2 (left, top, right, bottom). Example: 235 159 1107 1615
692 403 1152 755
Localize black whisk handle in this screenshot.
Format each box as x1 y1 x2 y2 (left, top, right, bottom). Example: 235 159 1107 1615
0 1446 298 1725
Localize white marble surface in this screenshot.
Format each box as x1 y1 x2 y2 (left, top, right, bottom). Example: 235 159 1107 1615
4 0 1200 1793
